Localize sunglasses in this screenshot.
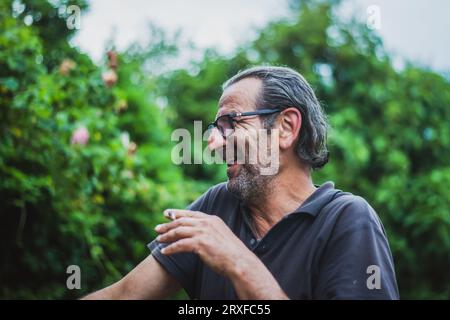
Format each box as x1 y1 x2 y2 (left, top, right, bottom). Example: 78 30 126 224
207 108 281 138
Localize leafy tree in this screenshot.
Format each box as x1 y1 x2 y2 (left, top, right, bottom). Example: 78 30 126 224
0 1 193 299
10 0 88 69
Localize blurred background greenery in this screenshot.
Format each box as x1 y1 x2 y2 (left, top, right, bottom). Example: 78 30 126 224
0 0 449 299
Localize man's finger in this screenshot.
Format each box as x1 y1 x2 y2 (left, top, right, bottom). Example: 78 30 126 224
161 238 197 255
163 209 207 220
155 217 198 234
157 226 198 243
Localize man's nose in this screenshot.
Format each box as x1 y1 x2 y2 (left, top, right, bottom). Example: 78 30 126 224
207 127 225 151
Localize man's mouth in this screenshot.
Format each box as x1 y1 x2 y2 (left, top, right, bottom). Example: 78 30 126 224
223 144 244 178
227 162 238 168
226 161 241 178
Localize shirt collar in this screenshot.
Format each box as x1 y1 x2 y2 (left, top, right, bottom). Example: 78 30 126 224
235 181 338 219
292 181 338 217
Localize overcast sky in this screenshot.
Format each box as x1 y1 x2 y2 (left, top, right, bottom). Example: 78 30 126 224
73 0 450 74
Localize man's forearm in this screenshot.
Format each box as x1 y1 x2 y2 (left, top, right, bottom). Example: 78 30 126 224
228 254 289 300
82 282 122 300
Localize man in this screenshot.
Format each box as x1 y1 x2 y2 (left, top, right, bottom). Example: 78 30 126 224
84 66 399 300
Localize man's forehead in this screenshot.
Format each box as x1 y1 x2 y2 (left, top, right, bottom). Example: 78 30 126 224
218 94 241 109
218 78 262 110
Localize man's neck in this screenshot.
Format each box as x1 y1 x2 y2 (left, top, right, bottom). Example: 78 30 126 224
247 162 316 238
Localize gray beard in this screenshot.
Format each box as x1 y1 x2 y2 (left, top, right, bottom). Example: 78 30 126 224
227 164 275 205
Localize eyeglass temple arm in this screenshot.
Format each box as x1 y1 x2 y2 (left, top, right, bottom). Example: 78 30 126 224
238 109 281 117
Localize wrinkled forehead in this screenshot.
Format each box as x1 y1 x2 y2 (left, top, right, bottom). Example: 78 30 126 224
218 78 262 113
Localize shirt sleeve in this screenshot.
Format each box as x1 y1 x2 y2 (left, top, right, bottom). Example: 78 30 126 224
313 196 400 300
147 188 212 299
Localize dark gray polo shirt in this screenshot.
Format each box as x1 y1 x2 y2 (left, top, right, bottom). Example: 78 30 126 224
148 182 399 300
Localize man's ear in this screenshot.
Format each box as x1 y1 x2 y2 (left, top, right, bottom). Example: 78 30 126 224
278 107 302 150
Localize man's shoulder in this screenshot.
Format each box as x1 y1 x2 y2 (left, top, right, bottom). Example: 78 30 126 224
322 190 383 231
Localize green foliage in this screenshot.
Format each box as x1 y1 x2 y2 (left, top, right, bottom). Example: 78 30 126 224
1 0 449 299
0 2 195 299
10 0 89 69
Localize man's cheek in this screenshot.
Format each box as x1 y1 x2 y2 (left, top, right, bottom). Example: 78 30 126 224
259 130 280 176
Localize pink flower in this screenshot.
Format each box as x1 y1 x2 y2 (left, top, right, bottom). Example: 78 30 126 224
107 51 119 70
59 59 76 75
71 126 89 145
102 70 118 87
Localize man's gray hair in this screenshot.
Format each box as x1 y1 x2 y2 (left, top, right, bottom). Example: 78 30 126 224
223 66 329 170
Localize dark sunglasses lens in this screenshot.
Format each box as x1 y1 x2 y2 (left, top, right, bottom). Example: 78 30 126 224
216 116 233 137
